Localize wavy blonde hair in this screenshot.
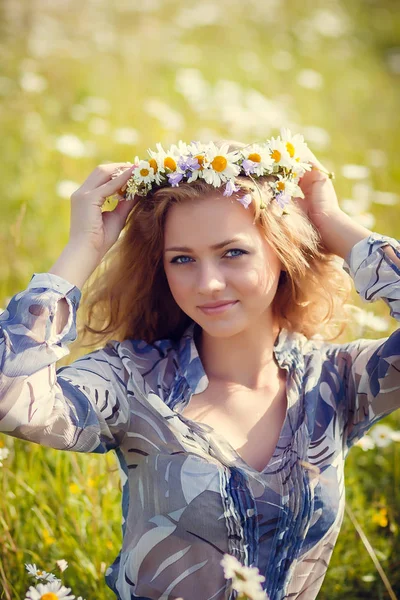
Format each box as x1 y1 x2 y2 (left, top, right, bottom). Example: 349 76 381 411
65 140 353 365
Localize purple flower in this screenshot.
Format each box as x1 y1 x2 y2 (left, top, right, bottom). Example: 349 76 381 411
236 193 252 209
275 192 291 209
168 171 185 187
178 156 200 172
223 180 241 197
241 159 258 176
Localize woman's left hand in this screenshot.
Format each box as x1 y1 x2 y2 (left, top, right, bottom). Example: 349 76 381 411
294 148 344 228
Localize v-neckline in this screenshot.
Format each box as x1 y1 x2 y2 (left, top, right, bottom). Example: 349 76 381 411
175 366 291 475
169 321 299 474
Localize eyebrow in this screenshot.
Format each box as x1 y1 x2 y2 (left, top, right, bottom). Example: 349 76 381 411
165 237 245 253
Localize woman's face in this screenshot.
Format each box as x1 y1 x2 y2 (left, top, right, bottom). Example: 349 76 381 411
163 193 283 338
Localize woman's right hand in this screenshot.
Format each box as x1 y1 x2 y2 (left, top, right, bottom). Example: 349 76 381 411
69 162 137 258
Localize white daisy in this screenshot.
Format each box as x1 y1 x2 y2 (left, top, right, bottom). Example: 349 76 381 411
24 564 55 581
0 447 10 466
233 577 268 599
390 430 400 442
220 554 266 594
268 174 300 199
45 573 61 583
147 141 187 184
181 140 208 181
268 128 312 178
279 127 313 171
355 436 376 451
239 143 275 177
56 559 69 572
370 424 394 448
267 135 294 170
24 580 75 600
198 141 242 187
220 554 244 580
132 159 156 186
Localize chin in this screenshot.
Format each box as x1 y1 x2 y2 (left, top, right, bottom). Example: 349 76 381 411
196 317 248 339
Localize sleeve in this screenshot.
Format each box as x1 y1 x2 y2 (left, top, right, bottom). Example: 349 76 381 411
324 232 400 452
0 273 131 453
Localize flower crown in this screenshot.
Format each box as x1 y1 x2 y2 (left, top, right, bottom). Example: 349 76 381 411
111 127 334 212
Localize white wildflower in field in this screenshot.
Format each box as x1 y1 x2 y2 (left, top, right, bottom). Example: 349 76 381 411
56 559 69 572
341 164 371 179
370 424 394 448
390 430 400 442
113 127 139 145
235 577 269 599
0 447 10 466
220 554 268 599
55 134 94 158
56 180 80 199
355 436 376 451
25 563 59 582
25 580 75 599
296 68 324 89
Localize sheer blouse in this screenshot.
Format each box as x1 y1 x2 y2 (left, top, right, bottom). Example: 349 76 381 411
0 231 399 600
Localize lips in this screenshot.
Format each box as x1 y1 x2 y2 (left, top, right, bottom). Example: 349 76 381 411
198 301 236 308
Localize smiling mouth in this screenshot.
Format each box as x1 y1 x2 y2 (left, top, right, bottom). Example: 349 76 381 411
198 301 236 308
198 301 238 314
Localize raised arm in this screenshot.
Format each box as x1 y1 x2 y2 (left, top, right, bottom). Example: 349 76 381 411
0 269 131 452
0 163 137 452
322 231 400 452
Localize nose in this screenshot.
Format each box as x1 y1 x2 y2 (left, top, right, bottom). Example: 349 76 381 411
197 261 226 294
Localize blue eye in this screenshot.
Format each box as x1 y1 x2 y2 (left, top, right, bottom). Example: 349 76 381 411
170 248 248 264
227 249 246 258
171 256 192 264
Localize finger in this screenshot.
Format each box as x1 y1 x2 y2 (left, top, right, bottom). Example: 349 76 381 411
97 166 136 198
102 195 136 238
305 148 330 174
80 162 133 192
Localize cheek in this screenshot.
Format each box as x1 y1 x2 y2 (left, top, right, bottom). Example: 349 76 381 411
241 261 280 296
164 267 192 303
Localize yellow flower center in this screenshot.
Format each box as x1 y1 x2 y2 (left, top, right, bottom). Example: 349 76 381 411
277 181 286 191
286 142 295 157
271 149 281 162
164 156 177 171
41 594 59 600
248 152 261 163
149 158 158 173
211 155 227 172
140 168 150 177
37 570 44 576
194 154 205 169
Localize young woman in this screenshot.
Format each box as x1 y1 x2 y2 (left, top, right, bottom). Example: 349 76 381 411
1 135 399 600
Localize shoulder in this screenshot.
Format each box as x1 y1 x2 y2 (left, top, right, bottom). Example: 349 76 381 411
101 335 179 398
105 335 177 364
279 328 330 360
283 329 350 374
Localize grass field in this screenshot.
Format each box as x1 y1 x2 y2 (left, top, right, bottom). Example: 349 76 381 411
1 0 400 597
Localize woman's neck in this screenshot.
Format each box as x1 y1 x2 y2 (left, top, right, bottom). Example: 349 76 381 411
194 319 283 390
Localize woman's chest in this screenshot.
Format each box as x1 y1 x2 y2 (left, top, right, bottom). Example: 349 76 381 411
180 375 288 472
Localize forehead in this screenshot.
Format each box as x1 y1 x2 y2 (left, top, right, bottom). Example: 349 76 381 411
163 194 259 245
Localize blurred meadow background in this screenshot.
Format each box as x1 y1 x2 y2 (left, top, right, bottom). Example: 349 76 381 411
1 0 400 597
